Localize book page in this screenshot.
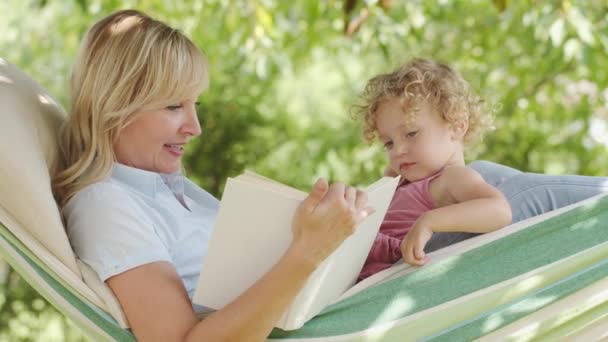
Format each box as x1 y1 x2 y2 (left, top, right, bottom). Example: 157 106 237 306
194 177 303 311
238 171 307 199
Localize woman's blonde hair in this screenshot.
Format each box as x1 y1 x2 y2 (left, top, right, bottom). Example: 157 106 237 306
53 9 209 207
355 58 492 145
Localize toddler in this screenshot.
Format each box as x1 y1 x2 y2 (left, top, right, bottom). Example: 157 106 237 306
356 58 512 280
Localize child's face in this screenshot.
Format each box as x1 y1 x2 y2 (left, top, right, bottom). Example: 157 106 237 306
376 97 464 182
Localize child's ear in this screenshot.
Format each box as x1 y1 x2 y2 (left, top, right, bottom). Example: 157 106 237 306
451 119 469 140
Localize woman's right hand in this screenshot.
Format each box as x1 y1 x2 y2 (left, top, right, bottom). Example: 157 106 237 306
290 178 375 268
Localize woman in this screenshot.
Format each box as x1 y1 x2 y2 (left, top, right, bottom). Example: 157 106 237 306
53 10 372 341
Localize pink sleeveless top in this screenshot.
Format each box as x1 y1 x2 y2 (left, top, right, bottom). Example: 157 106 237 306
358 172 441 280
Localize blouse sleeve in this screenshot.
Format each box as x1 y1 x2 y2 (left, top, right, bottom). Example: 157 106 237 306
64 183 172 281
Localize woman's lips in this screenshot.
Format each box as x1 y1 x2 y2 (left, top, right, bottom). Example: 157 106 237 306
164 144 184 157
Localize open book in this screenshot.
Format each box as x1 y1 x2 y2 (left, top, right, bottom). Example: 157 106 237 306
193 171 400 330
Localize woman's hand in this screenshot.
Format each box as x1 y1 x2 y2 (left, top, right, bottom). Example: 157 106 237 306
291 178 375 268
400 218 433 266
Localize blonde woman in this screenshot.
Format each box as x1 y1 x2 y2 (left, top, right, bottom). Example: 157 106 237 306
53 10 373 341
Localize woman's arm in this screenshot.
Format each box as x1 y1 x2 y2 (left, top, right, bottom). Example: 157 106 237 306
107 244 318 341
107 179 373 341
400 167 512 265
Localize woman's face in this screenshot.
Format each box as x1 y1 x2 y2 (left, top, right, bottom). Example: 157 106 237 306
113 99 201 174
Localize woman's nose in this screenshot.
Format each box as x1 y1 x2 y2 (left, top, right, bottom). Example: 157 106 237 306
182 104 202 137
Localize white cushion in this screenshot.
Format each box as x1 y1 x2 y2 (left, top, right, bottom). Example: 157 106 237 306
0 58 128 328
0 58 76 274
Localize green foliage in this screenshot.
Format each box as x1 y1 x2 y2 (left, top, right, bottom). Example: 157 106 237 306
1 0 607 339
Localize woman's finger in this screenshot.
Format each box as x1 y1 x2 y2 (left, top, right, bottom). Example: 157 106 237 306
344 186 357 206
325 182 345 205
359 206 375 220
300 178 329 213
354 189 367 210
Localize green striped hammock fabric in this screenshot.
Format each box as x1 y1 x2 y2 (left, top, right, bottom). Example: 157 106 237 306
1 192 607 341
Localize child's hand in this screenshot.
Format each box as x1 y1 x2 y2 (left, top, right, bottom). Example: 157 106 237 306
383 165 398 177
400 221 433 266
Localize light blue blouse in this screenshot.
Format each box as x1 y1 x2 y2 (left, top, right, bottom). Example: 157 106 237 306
64 163 219 302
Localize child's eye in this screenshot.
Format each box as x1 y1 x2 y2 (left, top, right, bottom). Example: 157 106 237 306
383 141 393 150
406 130 419 138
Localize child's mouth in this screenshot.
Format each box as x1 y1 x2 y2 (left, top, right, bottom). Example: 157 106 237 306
400 162 416 171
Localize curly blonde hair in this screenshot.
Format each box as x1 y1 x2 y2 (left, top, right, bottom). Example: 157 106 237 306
52 10 209 207
355 58 492 145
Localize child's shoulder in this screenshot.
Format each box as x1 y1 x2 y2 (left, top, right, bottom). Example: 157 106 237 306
431 166 483 205
439 165 481 181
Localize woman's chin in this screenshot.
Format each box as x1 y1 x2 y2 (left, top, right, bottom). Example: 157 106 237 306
157 161 182 174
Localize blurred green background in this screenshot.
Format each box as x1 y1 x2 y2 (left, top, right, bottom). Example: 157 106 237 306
1 0 607 340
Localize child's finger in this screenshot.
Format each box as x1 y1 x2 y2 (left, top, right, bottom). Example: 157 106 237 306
413 256 429 267
403 242 416 266
414 243 426 261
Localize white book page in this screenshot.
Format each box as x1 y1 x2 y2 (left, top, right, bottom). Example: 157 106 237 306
238 171 308 199
193 178 303 311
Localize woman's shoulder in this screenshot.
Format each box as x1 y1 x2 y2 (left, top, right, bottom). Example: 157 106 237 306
63 178 156 241
64 179 172 282
66 179 132 210
63 178 148 226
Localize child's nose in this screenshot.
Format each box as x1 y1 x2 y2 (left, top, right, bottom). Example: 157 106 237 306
394 141 408 155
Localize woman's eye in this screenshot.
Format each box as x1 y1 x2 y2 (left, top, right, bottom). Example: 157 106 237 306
167 104 182 111
383 141 393 150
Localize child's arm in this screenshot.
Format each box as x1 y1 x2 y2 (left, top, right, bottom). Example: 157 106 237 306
400 167 512 266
